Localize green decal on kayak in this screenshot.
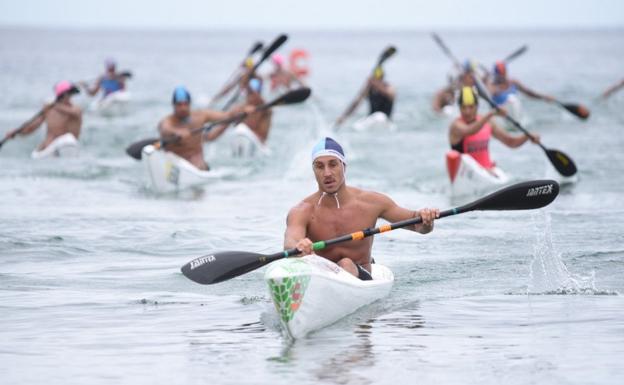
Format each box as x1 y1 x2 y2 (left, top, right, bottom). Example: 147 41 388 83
268 275 311 323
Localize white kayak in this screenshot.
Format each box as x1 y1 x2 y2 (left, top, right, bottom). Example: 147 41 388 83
446 150 510 201
90 91 131 117
231 123 271 158
352 111 396 132
441 104 459 118
265 254 394 339
142 144 222 193
31 133 79 159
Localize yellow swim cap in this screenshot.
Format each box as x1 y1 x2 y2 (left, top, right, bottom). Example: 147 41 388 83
459 86 477 107
245 58 254 68
374 67 384 79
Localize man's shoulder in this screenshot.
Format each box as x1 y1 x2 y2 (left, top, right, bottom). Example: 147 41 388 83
160 114 174 123
287 196 316 223
293 194 318 212
352 187 390 204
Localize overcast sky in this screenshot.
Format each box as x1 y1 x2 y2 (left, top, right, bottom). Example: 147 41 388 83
1 0 623 30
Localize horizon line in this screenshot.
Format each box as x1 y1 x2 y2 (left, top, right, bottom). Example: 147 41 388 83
1 24 623 33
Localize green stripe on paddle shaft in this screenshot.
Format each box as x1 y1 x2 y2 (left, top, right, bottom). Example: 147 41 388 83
312 241 326 251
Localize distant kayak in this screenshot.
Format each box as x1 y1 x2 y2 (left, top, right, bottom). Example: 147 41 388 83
230 123 271 158
90 91 131 117
265 254 394 339
446 150 510 201
142 144 223 194
31 133 79 159
352 111 396 131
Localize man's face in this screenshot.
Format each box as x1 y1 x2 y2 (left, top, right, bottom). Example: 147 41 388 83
173 101 191 119
313 155 345 194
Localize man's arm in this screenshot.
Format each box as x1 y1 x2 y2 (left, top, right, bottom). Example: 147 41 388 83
81 77 102 96
158 118 183 140
432 86 454 112
199 105 253 141
601 79 624 99
115 75 126 90
491 120 539 148
284 202 312 252
513 79 554 102
199 104 251 126
376 192 439 234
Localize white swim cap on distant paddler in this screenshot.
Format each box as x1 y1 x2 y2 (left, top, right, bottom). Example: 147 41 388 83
311 137 346 164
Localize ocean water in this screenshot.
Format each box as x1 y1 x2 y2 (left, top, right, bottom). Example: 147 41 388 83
1 28 623 385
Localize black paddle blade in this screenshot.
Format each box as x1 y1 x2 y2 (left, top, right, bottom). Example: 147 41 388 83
504 45 528 63
546 149 578 177
258 34 288 64
120 71 133 78
561 103 590 120
181 251 273 285
265 87 311 109
125 137 159 160
378 46 397 65
459 179 559 213
249 41 264 55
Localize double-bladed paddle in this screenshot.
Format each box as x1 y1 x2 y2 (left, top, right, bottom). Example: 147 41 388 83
334 45 397 128
209 41 264 106
125 87 311 160
181 179 560 285
221 34 288 110
471 72 578 177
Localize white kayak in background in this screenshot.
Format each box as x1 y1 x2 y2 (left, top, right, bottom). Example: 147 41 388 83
231 123 271 158
441 104 459 119
142 144 223 194
265 254 394 339
31 133 79 159
352 111 396 132
446 150 510 202
90 91 131 117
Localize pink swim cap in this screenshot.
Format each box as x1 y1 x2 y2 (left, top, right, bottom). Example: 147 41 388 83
54 81 74 98
272 54 284 66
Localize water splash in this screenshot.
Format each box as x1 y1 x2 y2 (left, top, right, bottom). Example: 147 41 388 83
528 210 601 295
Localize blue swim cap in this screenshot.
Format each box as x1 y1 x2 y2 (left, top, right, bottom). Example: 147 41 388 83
311 137 346 164
248 78 262 93
172 86 191 104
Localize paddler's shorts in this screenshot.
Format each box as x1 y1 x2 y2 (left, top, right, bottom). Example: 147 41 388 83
356 264 373 281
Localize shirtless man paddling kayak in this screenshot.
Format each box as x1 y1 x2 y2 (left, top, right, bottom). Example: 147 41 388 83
284 137 439 280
